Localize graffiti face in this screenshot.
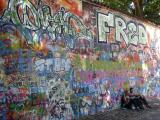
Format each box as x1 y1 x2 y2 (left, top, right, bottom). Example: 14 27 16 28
0 0 160 120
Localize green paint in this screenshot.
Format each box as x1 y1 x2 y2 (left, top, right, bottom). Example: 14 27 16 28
72 58 142 71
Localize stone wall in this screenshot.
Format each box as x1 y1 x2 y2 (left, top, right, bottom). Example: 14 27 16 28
0 0 159 119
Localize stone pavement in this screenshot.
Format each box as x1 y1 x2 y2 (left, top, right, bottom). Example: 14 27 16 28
80 99 160 120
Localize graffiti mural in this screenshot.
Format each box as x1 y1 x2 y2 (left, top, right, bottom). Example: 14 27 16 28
0 0 160 119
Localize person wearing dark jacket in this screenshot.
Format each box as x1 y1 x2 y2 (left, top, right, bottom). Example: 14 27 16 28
129 87 151 109
121 89 144 110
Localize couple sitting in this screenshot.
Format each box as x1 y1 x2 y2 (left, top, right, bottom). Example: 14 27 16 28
121 87 151 110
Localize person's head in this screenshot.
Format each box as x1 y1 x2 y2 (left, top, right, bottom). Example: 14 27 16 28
130 87 134 93
124 89 129 95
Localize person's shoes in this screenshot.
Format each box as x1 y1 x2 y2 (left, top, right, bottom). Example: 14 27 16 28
139 105 145 110
147 105 152 109
135 107 141 111
121 107 127 110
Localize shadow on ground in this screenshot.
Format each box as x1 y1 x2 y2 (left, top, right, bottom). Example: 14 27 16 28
80 99 160 120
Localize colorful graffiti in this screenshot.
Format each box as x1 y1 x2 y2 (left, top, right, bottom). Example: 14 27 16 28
0 0 160 119
97 12 147 45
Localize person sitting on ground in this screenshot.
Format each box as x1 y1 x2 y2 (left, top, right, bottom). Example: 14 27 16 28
129 87 151 109
121 89 131 109
121 89 143 110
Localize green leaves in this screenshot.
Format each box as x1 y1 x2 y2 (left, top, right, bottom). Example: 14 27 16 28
103 0 132 13
101 0 160 24
143 0 160 24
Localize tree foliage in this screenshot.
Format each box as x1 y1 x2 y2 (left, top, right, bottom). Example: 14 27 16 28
143 0 160 24
94 0 160 25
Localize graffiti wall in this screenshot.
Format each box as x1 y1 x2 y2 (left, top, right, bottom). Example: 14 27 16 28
0 0 160 119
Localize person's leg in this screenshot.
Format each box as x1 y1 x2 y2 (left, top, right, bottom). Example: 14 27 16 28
125 100 133 109
140 96 151 108
120 97 124 108
133 98 144 109
120 96 126 108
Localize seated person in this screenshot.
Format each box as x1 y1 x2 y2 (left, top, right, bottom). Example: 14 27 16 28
121 89 131 109
121 89 143 110
129 87 151 109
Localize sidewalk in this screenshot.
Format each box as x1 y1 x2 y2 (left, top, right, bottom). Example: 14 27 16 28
80 99 160 120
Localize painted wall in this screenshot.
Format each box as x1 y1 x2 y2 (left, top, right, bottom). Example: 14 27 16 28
0 0 160 119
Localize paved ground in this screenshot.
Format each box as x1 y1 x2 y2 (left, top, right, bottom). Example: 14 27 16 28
80 99 160 120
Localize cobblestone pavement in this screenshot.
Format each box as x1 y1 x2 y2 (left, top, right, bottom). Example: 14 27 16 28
80 99 160 120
